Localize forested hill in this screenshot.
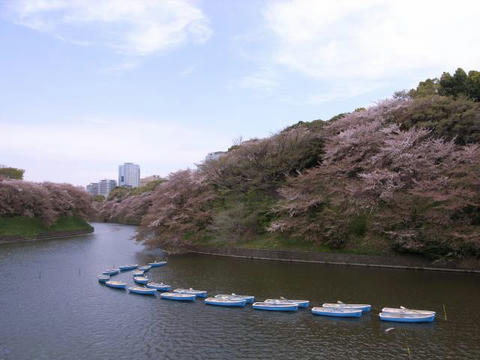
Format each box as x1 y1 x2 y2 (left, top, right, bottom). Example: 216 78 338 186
96 68 480 261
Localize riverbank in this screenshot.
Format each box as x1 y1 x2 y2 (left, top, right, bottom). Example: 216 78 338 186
0 216 94 244
187 245 480 273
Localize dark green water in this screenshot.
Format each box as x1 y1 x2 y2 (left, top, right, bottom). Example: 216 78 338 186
0 223 479 359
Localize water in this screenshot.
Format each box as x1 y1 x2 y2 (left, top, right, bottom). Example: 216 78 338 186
0 223 479 359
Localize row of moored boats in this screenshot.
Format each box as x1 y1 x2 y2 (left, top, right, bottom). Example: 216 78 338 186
98 262 436 323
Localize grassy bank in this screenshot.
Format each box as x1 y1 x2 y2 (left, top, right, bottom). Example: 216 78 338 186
0 216 93 238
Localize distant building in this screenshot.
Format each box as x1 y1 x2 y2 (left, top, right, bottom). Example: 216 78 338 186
140 175 162 187
98 179 117 197
118 162 140 188
205 151 226 162
86 183 99 196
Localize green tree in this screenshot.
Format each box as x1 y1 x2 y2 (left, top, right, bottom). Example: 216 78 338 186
0 167 25 180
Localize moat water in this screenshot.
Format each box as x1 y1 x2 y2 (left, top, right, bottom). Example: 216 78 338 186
0 223 479 359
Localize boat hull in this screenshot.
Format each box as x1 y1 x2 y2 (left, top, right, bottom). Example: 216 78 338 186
149 261 167 267
379 313 435 323
128 287 157 295
205 298 246 307
138 265 152 272
161 293 196 301
322 303 371 313
146 283 171 291
134 277 149 285
265 299 309 308
174 289 207 298
252 302 298 312
381 307 436 316
215 294 255 304
102 269 120 276
119 265 138 271
105 281 127 289
312 307 362 318
97 275 110 283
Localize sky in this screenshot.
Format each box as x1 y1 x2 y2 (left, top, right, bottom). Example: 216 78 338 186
1 0 479 186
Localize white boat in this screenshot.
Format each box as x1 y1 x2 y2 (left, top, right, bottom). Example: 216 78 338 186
265 298 310 308
205 297 247 307
148 261 167 267
323 301 371 313
381 307 436 316
133 276 149 285
215 294 255 304
252 302 298 312
380 312 435 323
119 264 138 271
97 274 110 283
128 286 157 295
174 288 208 298
105 280 127 289
312 307 362 318
146 282 171 291
132 270 145 277
102 268 120 276
138 265 152 272
161 292 196 301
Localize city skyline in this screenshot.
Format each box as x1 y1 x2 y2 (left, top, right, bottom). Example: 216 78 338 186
1 0 480 186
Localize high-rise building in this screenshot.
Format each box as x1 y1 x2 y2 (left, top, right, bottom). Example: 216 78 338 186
86 183 99 196
118 162 140 188
98 179 117 197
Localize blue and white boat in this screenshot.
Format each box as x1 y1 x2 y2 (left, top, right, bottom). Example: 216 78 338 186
215 294 255 304
379 312 435 323
128 286 157 296
161 292 196 301
252 302 298 312
138 265 152 272
381 307 436 316
119 264 138 271
311 307 362 318
102 268 120 276
323 301 371 313
146 282 171 291
205 297 247 307
132 270 145 277
133 276 149 285
97 274 110 283
105 280 127 289
265 298 310 308
174 288 208 298
148 261 167 267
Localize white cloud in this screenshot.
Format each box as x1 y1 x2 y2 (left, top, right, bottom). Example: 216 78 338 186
5 0 212 56
264 0 480 80
239 68 278 91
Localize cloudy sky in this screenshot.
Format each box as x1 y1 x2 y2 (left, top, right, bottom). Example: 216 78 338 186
1 0 479 186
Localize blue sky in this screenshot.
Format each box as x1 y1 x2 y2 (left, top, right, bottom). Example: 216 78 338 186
1 0 479 186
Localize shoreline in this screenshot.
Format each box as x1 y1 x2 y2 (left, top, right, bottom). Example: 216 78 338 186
0 228 94 245
187 245 480 274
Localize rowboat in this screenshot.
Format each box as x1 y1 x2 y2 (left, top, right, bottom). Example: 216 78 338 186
215 294 255 304
379 312 435 323
174 288 208 298
148 261 167 267
132 270 145 277
205 297 247 307
311 307 362 318
119 264 138 271
128 286 157 296
97 274 110 283
138 265 152 272
133 276 149 285
252 302 298 312
146 282 171 291
381 307 436 316
265 298 310 308
323 301 371 313
161 292 196 301
102 268 120 276
105 280 127 289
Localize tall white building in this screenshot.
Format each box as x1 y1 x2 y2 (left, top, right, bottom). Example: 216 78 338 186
99 179 117 197
118 162 140 188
